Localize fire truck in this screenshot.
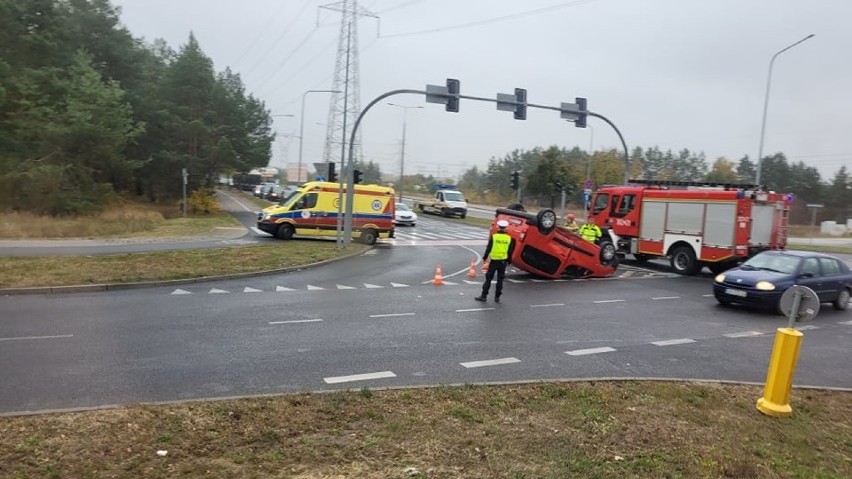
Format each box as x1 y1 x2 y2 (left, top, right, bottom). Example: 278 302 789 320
587 180 793 275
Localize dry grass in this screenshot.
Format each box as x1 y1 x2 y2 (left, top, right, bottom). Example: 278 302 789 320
1 382 849 478
0 241 367 288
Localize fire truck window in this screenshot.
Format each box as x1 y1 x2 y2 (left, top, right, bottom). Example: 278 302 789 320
619 194 636 214
610 195 620 213
592 193 609 214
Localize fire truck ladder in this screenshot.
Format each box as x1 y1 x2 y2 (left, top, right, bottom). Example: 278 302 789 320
627 179 764 191
777 203 790 247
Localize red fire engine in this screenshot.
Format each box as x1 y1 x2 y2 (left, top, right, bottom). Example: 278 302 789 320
587 180 793 275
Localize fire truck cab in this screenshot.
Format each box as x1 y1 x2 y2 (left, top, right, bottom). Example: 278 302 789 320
587 180 793 275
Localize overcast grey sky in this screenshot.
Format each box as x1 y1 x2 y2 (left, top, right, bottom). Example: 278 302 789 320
113 0 850 181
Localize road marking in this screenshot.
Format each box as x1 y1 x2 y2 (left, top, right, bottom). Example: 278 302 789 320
652 296 680 300
324 371 396 384
565 346 616 356
243 287 262 293
306 285 324 291
620 271 635 278
336 284 356 290
209 288 229 294
838 320 852 325
463 280 479 284
276 286 295 292
652 338 696 346
701 294 714 297
171 289 191 295
0 334 74 342
593 299 625 304
390 282 410 288
724 331 764 338
364 283 384 289
795 325 820 331
369 313 415 318
530 303 566 308
269 319 322 325
250 227 269 236
460 357 521 368
507 279 526 283
456 307 495 312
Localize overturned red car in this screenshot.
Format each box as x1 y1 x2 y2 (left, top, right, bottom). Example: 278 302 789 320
490 207 618 279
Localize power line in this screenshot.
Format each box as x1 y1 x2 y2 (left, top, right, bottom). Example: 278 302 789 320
252 27 320 92
242 1 316 78
229 0 295 69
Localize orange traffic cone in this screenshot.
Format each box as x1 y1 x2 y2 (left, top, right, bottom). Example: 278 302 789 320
467 258 478 278
481 259 489 273
432 264 445 285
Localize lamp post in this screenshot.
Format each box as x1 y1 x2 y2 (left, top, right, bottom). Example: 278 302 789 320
387 102 423 201
755 34 814 185
298 90 340 183
271 114 294 173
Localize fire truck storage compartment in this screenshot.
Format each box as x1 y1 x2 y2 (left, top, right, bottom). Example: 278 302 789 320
666 202 703 234
751 205 776 245
704 203 736 247
639 201 666 240
640 200 736 248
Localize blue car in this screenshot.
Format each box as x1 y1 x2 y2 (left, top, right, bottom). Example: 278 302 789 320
713 250 852 313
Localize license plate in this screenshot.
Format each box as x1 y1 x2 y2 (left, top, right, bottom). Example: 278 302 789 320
725 288 747 298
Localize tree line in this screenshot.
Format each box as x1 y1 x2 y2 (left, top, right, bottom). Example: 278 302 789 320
0 0 274 216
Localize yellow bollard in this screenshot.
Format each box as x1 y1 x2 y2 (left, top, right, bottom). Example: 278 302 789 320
756 327 803 417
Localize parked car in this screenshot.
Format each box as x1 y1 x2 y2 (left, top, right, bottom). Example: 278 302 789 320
254 182 276 198
266 185 286 202
394 202 417 226
713 250 852 313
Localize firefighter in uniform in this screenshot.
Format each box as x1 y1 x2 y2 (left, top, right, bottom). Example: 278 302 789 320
475 220 515 303
564 213 579 233
579 217 602 244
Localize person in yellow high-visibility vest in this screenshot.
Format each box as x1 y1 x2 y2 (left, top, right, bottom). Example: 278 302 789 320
579 217 602 244
475 220 515 303
564 213 580 233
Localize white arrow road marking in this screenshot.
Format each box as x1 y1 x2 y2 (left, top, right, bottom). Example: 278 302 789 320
324 371 396 384
0 334 73 342
364 283 384 289
269 319 322 325
276 286 295 292
171 289 192 295
460 357 521 368
724 331 764 338
652 338 696 346
209 288 229 294
565 346 617 356
336 284 356 290
243 287 262 293
306 285 324 291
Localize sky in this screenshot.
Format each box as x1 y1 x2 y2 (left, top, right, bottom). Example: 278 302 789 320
111 0 851 182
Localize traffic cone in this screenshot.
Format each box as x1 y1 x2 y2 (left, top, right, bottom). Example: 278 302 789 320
432 264 445 285
467 258 478 278
482 259 489 273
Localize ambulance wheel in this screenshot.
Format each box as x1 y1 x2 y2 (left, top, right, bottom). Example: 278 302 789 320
276 224 294 240
670 245 700 275
536 209 557 234
599 239 618 266
359 229 378 245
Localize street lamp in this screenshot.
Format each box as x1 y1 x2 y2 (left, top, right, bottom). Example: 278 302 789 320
387 102 424 201
271 115 294 172
298 90 340 183
755 34 814 185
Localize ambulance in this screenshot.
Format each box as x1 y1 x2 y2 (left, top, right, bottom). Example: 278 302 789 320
256 181 396 245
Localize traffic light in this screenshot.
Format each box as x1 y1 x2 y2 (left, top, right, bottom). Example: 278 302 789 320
575 97 587 128
514 88 527 120
328 162 337 182
510 171 520 190
446 78 460 113
353 169 363 184
554 181 564 192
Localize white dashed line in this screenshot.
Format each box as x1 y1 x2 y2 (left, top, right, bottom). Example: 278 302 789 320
795 325 820 331
0 334 74 342
565 346 617 356
593 299 625 304
306 285 325 291
460 357 521 368
506 279 526 283
363 283 384 289
652 338 696 346
369 313 415 318
171 289 191 295
838 320 852 325
724 331 764 338
390 282 410 288
701 294 714 297
243 287 262 293
323 371 396 384
530 303 566 308
336 284 356 290
456 307 495 312
209 288 229 294
276 286 295 292
652 296 680 301
268 319 322 325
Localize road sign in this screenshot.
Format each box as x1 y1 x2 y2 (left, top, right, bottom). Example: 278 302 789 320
779 285 820 325
584 179 593 189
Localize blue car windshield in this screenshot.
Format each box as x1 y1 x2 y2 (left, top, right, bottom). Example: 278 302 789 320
742 254 799 274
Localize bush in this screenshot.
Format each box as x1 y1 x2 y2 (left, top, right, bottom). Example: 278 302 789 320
186 188 220 215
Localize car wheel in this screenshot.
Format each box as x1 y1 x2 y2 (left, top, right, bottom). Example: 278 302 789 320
834 288 851 311
275 224 295 240
670 245 700 275
359 228 378 245
536 209 557 234
599 239 618 266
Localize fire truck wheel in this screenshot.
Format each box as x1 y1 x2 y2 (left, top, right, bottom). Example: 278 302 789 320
834 288 850 311
670 246 700 275
276 224 295 240
599 239 618 266
536 209 557 234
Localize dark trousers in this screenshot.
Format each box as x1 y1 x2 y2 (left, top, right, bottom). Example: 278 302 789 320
481 259 508 298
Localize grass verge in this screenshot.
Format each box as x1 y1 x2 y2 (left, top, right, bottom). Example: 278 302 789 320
0 241 368 288
1 381 849 478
